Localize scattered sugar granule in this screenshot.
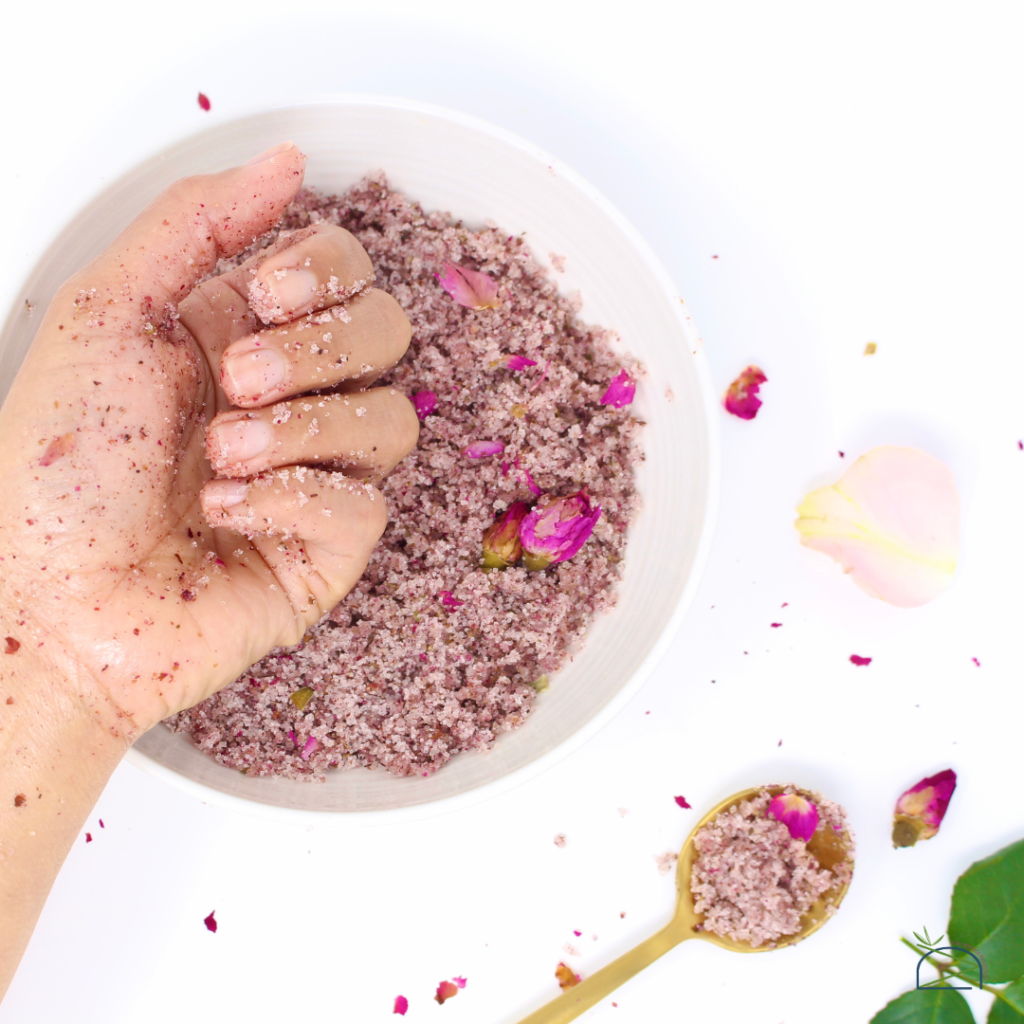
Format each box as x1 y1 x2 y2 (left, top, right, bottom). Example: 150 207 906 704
554 834 567 848
355 407 367 417
309 418 319 436
562 943 581 957
689 787 854 948
550 253 566 273
654 851 678 875
618 807 629 818
170 173 641 781
271 403 292 425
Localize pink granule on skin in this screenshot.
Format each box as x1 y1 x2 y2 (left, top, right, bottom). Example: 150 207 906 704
168 173 642 780
690 787 854 948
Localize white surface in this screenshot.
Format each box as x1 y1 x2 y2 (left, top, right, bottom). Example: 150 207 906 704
1 3 1022 1023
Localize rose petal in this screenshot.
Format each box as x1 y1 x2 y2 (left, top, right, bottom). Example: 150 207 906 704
393 996 409 1015
601 369 636 409
437 262 500 309
849 654 872 666
723 365 767 420
767 793 819 842
300 736 319 760
453 977 467 989
197 92 211 111
555 963 581 990
85 833 93 843
506 355 538 371
795 446 959 607
434 980 460 1005
462 440 505 459
439 591 464 608
204 910 217 933
412 391 437 419
674 795 692 809
893 769 957 847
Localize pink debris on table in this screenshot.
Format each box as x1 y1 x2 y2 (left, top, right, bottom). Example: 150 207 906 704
893 769 957 848
674 795 692 809
462 440 505 459
85 833 92 843
767 792 819 842
197 92 211 112
434 980 460 1005
411 391 436 418
204 910 218 933
601 369 636 409
453 977 467 989
723 365 767 420
849 654 872 666
520 491 601 571
437 262 501 309
393 995 409 1015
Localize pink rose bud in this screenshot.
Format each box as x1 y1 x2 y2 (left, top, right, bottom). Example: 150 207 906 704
767 792 819 842
893 769 957 847
520 491 601 571
482 501 529 568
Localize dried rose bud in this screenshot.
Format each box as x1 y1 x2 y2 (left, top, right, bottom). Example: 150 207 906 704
767 792 819 842
520 492 601 571
893 769 957 847
481 501 529 568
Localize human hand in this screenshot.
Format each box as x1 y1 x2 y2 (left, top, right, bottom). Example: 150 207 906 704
0 141 417 741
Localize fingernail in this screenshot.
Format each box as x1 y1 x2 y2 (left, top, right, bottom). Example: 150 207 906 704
244 141 295 167
260 266 318 316
222 346 286 401
203 479 250 510
207 418 273 466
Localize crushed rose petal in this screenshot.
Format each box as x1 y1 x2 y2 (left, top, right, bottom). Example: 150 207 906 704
204 910 218 933
461 440 505 459
85 833 93 843
849 655 872 666
453 977 467 989
723 365 767 420
555 963 581 990
411 391 436 419
601 369 636 409
300 736 320 760
506 355 538 371
393 995 409 1015
197 92 211 112
674 795 692 809
434 981 460 1005
439 590 464 608
437 262 501 309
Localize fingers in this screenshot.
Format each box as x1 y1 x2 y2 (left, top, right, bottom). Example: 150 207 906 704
221 223 374 326
199 469 388 621
205 387 419 479
76 141 306 310
219 287 412 407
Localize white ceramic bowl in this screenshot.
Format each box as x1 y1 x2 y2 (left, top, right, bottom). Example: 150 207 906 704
0 97 719 822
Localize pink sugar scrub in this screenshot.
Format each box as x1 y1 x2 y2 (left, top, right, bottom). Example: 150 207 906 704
689 787 854 948
167 172 643 780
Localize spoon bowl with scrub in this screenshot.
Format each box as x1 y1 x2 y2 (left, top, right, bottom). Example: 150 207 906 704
516 784 855 1024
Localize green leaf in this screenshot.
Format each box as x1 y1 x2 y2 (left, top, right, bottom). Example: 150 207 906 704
949 839 1024 983
988 978 1024 1021
871 988 975 1024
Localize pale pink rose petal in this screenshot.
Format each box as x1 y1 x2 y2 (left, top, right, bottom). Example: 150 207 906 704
453 977 467 989
300 736 319 760
795 446 959 608
893 769 957 847
412 391 436 418
506 355 538 371
434 980 459 1005
393 995 409 1015
767 793 819 842
601 369 636 409
462 440 505 459
437 262 500 309
723 365 767 420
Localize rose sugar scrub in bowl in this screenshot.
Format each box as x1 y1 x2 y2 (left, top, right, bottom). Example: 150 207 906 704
0 98 718 820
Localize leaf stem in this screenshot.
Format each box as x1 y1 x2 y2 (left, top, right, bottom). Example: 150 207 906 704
900 936 1017 1007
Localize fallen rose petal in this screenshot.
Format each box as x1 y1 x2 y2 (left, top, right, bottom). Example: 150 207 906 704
601 369 636 409
412 391 436 419
99 819 104 828
300 736 319 760
453 977 467 989
674 795 692 809
204 910 217 933
723 365 767 420
434 981 459 1005
795 446 959 607
462 440 505 459
893 769 957 848
972 657 980 667
555 963 581 990
197 92 211 112
767 793 819 842
287 730 298 745
849 654 872 666
506 355 538 371
393 995 408 1015
439 590 464 608
770 622 782 628
85 833 93 843
520 491 601 571
437 262 500 309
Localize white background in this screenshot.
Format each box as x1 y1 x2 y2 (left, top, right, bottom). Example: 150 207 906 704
2 3 1023 1022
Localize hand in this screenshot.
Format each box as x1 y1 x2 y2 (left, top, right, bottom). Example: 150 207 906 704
0 141 417 741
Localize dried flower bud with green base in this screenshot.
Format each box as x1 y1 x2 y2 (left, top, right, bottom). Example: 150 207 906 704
481 501 529 568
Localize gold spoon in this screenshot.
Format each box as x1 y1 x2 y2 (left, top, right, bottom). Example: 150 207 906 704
516 785 855 1024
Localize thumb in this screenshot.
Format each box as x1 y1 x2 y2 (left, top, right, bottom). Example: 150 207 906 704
78 141 306 308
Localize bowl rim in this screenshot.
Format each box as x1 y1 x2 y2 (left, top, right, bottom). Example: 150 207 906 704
92 93 723 823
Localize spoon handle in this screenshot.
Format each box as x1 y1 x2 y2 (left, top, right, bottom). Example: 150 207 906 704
514 923 687 1024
